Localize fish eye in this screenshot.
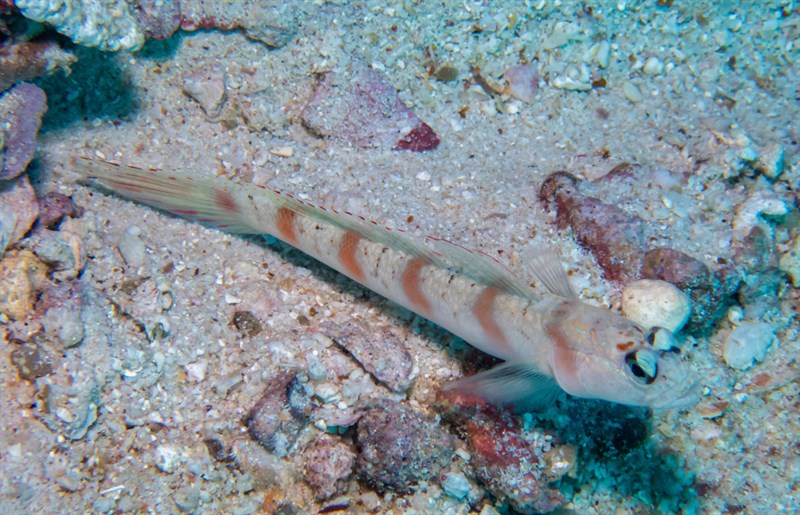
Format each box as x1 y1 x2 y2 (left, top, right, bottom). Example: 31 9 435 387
625 350 658 385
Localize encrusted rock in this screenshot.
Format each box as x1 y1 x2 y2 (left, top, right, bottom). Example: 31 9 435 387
302 434 357 500
0 41 76 93
355 399 453 493
16 0 145 51
132 0 181 40
322 321 413 392
539 171 645 282
444 405 567 514
179 0 295 48
245 370 311 457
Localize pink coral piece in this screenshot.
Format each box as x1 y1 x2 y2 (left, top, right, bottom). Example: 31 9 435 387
301 62 440 152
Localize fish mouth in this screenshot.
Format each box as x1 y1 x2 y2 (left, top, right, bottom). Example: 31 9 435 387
650 379 701 409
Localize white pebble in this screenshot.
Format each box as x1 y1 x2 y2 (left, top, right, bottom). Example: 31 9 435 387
552 75 591 91
155 444 181 474
723 322 777 370
622 81 644 103
643 56 664 75
185 360 208 382
621 279 691 333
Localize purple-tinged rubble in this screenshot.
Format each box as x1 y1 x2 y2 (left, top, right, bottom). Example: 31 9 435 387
302 434 357 500
0 83 47 180
322 321 414 392
0 175 39 256
245 370 312 457
355 399 453 493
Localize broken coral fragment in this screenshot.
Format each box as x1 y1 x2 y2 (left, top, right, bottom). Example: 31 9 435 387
0 175 40 256
0 83 47 180
301 62 440 152
16 0 145 51
503 63 539 103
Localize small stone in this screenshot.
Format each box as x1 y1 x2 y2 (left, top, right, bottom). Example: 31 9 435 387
155 444 182 474
622 279 691 333
37 192 83 230
356 399 453 493
117 225 146 268
270 146 294 157
0 250 48 320
185 360 208 382
232 310 262 336
441 471 471 500
173 487 201 513
302 435 357 500
732 191 788 243
552 75 591 91
245 371 311 457
723 322 777 370
779 235 800 287
541 21 571 50
503 63 539 103
10 341 52 381
182 64 227 119
42 302 84 348
756 143 785 179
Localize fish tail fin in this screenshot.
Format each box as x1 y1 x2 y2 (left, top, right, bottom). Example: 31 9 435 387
74 156 258 233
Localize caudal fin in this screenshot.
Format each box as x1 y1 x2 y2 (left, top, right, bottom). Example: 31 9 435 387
74 156 257 233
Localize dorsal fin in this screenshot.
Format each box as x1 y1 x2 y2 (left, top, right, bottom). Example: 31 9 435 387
426 237 538 299
523 248 578 300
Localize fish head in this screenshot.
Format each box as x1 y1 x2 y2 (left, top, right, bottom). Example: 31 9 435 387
546 302 700 409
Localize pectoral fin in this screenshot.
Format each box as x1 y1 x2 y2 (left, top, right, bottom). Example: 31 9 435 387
443 361 562 410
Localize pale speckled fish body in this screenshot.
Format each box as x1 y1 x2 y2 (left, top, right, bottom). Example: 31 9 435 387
74 156 699 409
